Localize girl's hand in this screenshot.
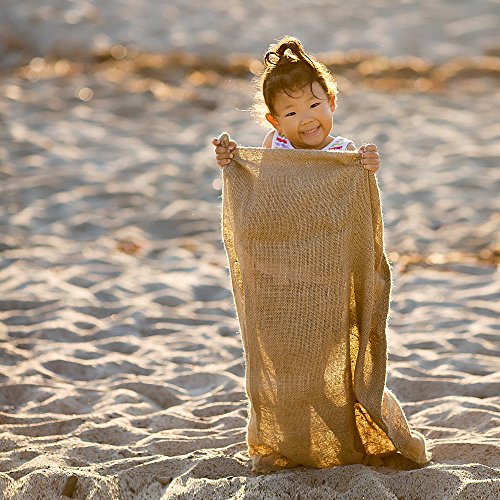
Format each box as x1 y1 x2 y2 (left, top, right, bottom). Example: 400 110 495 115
359 144 380 173
212 137 237 169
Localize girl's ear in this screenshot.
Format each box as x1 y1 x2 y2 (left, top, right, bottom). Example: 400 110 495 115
266 113 281 132
329 95 336 112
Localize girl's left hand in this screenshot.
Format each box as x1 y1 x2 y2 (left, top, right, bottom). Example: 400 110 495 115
359 144 380 173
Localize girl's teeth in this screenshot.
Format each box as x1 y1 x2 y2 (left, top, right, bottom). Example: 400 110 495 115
304 127 318 135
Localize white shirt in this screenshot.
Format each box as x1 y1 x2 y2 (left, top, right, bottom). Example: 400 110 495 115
271 130 355 151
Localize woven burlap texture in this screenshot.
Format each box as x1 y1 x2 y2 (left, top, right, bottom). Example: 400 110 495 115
220 137 431 474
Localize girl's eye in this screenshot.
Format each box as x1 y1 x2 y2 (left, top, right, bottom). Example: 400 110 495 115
285 112 296 117
311 102 320 108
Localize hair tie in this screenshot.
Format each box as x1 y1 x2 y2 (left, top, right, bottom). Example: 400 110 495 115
264 51 281 66
264 42 314 68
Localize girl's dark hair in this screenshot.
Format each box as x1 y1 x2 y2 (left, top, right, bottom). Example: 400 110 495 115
251 35 338 124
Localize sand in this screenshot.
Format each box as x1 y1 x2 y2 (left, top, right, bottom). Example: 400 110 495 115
0 1 499 498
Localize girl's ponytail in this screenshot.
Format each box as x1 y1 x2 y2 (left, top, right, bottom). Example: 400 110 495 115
264 36 310 67
276 37 305 59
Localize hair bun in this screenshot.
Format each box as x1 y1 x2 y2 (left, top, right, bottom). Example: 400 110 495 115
264 39 304 67
279 38 304 57
264 50 280 66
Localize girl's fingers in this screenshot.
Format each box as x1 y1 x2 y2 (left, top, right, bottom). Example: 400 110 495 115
217 153 234 166
213 138 237 149
357 146 380 172
215 145 237 154
217 158 232 169
217 152 233 160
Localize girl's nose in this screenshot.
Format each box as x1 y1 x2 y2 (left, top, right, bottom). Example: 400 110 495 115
300 115 314 125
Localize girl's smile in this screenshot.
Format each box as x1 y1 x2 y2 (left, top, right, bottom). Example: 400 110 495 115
301 125 321 136
266 81 336 150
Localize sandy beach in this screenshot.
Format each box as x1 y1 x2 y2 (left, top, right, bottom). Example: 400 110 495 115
0 1 499 498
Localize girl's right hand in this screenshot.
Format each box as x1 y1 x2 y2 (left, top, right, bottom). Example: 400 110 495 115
212 137 237 169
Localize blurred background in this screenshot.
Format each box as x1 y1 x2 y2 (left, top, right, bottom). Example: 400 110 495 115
0 1 499 495
1 0 499 65
1 0 498 260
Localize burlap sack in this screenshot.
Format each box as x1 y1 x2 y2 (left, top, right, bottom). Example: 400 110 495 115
219 133 431 474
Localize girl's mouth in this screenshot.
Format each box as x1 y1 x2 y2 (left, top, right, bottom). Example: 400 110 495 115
301 126 320 136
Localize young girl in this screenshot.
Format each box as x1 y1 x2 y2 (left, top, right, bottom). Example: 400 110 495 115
212 35 380 171
214 36 431 473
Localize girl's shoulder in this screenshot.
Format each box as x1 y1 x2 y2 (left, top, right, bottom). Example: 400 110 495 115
270 130 294 149
324 135 356 151
263 130 274 148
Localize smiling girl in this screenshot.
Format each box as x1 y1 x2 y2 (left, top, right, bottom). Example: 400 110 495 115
213 35 380 171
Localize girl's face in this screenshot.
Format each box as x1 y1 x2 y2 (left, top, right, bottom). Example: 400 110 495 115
266 81 336 150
